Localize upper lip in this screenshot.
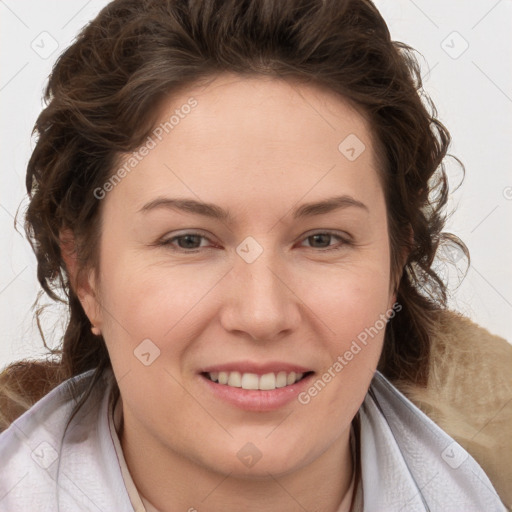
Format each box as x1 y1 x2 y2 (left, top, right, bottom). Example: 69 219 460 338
199 361 314 375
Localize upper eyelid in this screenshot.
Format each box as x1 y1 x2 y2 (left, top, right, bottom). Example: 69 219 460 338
162 230 214 244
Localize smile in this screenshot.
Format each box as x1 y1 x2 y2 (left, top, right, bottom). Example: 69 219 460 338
204 371 309 390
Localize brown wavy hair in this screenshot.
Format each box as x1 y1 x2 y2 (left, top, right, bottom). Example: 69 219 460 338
1 0 466 431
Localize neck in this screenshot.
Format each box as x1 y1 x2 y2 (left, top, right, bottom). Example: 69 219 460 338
119 409 355 512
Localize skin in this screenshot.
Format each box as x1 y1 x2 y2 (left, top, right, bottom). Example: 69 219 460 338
64 73 397 511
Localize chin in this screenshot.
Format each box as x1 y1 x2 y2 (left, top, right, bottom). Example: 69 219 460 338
207 435 318 479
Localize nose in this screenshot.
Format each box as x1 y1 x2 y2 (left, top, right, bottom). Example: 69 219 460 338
219 247 301 343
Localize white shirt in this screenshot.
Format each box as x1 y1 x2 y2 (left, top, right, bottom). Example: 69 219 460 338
0 368 506 511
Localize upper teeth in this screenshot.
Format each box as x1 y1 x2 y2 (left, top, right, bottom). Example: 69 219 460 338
208 371 304 390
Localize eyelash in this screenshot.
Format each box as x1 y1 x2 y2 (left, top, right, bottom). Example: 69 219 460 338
159 230 351 253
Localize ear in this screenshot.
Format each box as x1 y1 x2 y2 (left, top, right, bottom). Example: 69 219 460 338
59 228 103 329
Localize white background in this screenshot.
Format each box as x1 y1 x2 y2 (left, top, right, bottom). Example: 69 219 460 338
1 0 511 371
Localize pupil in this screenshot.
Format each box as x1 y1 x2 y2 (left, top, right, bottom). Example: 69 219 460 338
311 234 330 248
179 235 201 249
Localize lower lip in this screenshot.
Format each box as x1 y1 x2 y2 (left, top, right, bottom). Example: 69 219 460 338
199 373 315 412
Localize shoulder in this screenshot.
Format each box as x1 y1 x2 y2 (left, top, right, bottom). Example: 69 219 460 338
0 370 96 510
0 367 132 511
0 360 69 431
393 309 512 510
364 371 508 511
0 367 95 455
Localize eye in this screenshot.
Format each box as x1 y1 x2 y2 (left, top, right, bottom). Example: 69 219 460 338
158 230 350 253
160 232 214 252
298 231 350 252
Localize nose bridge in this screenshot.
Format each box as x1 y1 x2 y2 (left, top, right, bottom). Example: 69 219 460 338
222 239 299 340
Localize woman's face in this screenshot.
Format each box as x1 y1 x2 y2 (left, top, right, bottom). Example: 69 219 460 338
82 73 395 478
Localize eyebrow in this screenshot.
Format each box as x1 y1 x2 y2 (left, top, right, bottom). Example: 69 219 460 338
138 195 369 221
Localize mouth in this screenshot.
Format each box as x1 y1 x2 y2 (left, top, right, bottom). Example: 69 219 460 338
202 370 313 390
198 363 315 411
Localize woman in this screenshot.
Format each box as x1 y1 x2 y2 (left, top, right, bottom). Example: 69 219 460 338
0 0 510 510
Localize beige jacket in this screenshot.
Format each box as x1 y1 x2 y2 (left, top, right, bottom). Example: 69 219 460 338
396 310 512 509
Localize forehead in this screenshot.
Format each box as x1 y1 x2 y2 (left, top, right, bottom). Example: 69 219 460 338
168 73 375 152
108 73 383 217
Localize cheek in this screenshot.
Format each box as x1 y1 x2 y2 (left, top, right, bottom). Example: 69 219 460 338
99 245 207 330
319 287 388 380
300 254 392 400
97 251 232 379
306 255 392 344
